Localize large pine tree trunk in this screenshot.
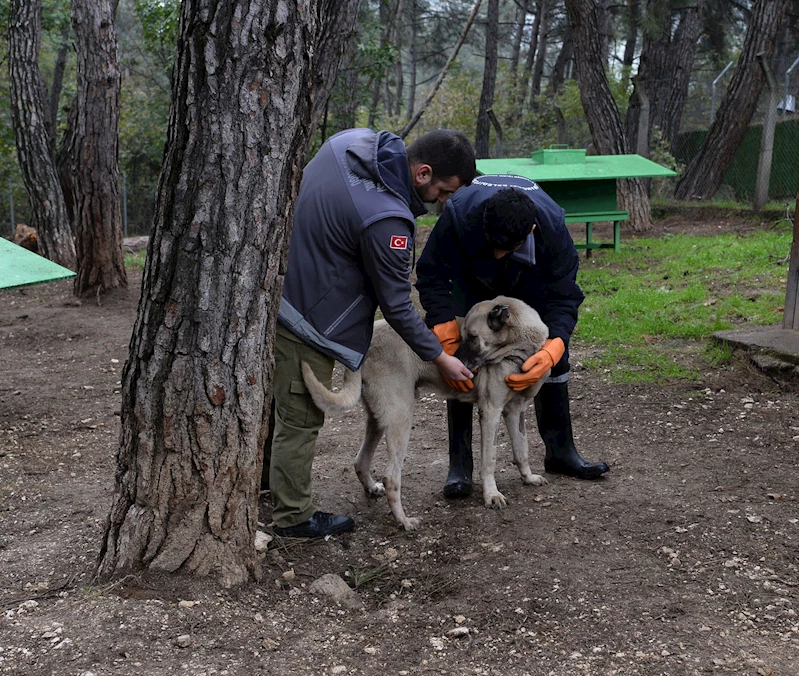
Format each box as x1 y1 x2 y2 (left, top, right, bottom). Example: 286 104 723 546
475 0 499 158
565 0 651 231
656 2 703 152
67 0 127 297
8 0 76 268
97 0 361 588
626 0 704 156
675 0 789 201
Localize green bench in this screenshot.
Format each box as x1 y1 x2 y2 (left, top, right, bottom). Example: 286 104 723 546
476 148 677 256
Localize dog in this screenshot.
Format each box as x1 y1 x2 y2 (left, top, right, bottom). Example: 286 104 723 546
301 295 551 531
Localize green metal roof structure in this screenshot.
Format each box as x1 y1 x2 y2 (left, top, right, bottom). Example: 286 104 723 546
0 237 76 290
476 148 678 182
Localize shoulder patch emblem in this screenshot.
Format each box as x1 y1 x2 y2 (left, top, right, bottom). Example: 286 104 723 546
390 235 408 250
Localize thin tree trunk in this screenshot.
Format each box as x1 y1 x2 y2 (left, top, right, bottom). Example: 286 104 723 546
510 0 529 76
565 0 651 231
621 0 639 71
8 0 76 268
97 0 361 587
530 0 549 101
47 22 71 150
398 0 483 139
515 0 541 112
548 23 572 95
406 0 417 118
475 0 499 158
68 0 127 298
675 0 790 201
393 0 405 118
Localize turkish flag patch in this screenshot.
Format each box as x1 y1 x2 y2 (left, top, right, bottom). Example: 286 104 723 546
390 235 409 250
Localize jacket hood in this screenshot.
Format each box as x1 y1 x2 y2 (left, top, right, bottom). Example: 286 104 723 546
346 129 426 218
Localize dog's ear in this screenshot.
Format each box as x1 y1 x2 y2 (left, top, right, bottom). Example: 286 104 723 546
487 304 510 332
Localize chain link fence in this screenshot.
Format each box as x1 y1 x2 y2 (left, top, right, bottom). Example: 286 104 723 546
673 56 799 208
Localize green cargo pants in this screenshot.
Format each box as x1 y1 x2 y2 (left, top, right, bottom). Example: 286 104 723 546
263 323 334 528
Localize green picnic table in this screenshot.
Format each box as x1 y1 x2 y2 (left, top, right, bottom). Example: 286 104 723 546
476 148 677 255
0 236 76 290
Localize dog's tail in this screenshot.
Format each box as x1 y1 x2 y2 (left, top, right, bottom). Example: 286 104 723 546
300 360 362 415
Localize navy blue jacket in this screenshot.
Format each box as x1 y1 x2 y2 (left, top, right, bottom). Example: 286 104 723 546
416 175 584 354
279 128 442 370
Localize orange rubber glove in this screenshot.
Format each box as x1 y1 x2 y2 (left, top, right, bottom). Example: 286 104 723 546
432 320 474 392
505 337 565 392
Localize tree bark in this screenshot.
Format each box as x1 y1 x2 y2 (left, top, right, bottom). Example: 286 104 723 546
393 0 406 118
626 0 705 157
656 1 704 152
8 0 76 268
529 0 549 101
406 0 417 118
565 0 651 231
509 0 529 77
67 0 127 297
548 23 572 95
675 0 790 201
475 0 499 158
621 0 639 71
47 22 71 149
97 0 361 587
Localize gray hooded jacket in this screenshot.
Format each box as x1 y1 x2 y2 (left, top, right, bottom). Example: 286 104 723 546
278 128 443 370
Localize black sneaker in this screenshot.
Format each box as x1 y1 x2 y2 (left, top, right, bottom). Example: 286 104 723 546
273 511 355 538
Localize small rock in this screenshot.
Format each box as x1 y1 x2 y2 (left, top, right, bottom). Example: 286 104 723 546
176 634 192 648
331 667 347 675
309 573 363 609
446 627 470 638
454 615 466 624
281 569 295 581
178 600 195 608
262 638 279 651
254 531 272 553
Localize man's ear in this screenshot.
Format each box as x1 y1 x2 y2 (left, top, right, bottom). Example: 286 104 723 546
411 163 432 187
487 304 510 332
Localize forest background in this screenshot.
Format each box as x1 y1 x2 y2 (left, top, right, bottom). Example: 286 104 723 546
2 0 798 242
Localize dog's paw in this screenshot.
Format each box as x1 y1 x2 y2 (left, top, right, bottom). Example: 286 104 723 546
522 473 547 486
400 517 422 531
367 481 386 498
484 492 508 509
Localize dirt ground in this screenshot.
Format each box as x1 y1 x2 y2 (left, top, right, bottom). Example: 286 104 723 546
1 214 798 676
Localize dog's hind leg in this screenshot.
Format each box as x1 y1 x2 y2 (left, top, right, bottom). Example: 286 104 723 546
478 406 508 509
503 398 547 488
354 410 385 498
382 401 421 531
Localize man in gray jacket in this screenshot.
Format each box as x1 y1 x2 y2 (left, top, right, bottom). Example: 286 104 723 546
265 128 477 538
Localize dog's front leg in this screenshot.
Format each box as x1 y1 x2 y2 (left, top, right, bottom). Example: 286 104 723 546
503 397 547 487
478 406 507 508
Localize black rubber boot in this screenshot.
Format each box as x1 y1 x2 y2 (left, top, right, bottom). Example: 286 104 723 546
534 381 609 480
444 399 474 498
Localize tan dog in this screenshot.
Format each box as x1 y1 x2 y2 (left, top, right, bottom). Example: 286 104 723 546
301 295 550 530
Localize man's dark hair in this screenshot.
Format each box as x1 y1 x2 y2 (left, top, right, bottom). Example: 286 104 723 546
406 129 477 185
483 188 537 250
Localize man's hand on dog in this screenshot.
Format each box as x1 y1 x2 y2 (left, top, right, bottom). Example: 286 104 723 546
505 337 565 391
431 320 474 391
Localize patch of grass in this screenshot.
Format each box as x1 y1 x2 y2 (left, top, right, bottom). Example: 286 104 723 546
124 250 148 271
575 230 790 383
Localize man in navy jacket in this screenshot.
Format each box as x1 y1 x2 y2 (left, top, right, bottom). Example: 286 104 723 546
266 128 477 538
416 174 609 499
